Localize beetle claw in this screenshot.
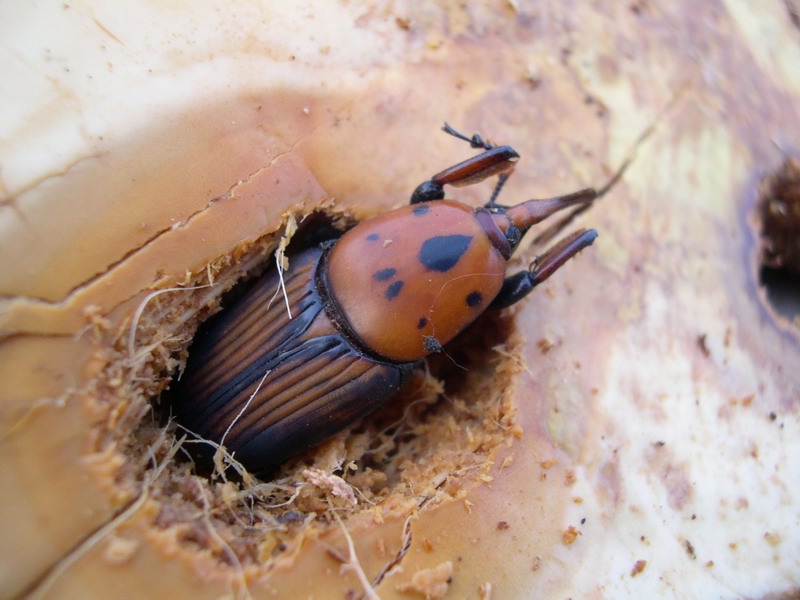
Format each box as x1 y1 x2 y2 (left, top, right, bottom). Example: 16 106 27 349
441 122 495 150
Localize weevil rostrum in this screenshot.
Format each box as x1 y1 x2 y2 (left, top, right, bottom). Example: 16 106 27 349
170 124 598 475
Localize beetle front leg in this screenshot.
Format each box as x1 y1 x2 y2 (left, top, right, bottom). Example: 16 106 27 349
490 229 598 309
410 124 520 204
410 146 520 204
441 122 495 150
486 172 511 209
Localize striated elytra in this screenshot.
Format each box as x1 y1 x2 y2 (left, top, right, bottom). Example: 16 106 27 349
170 124 599 475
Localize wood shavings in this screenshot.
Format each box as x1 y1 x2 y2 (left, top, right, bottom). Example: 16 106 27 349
562 526 581 545
631 560 647 577
270 213 299 318
27 438 182 599
71 206 523 580
102 534 139 566
333 511 380 600
303 469 357 506
127 284 213 359
479 582 493 600
395 561 453 599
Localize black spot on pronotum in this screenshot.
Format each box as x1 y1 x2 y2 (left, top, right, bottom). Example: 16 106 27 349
418 235 473 272
386 280 404 300
373 268 397 281
423 335 443 353
366 233 380 241
417 317 428 329
466 291 483 307
412 205 430 216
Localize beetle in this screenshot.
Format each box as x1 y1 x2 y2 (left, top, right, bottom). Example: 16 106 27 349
170 124 598 476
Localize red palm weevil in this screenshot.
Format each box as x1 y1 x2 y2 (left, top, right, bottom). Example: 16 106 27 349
170 124 598 475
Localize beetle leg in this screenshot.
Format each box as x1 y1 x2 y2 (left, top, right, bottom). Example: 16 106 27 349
441 124 514 209
485 172 512 210
410 145 520 204
410 123 521 204
489 229 598 309
441 122 495 150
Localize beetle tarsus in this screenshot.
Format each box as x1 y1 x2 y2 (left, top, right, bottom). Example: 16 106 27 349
409 146 519 204
490 228 598 309
442 122 495 150
410 126 520 205
408 146 520 207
